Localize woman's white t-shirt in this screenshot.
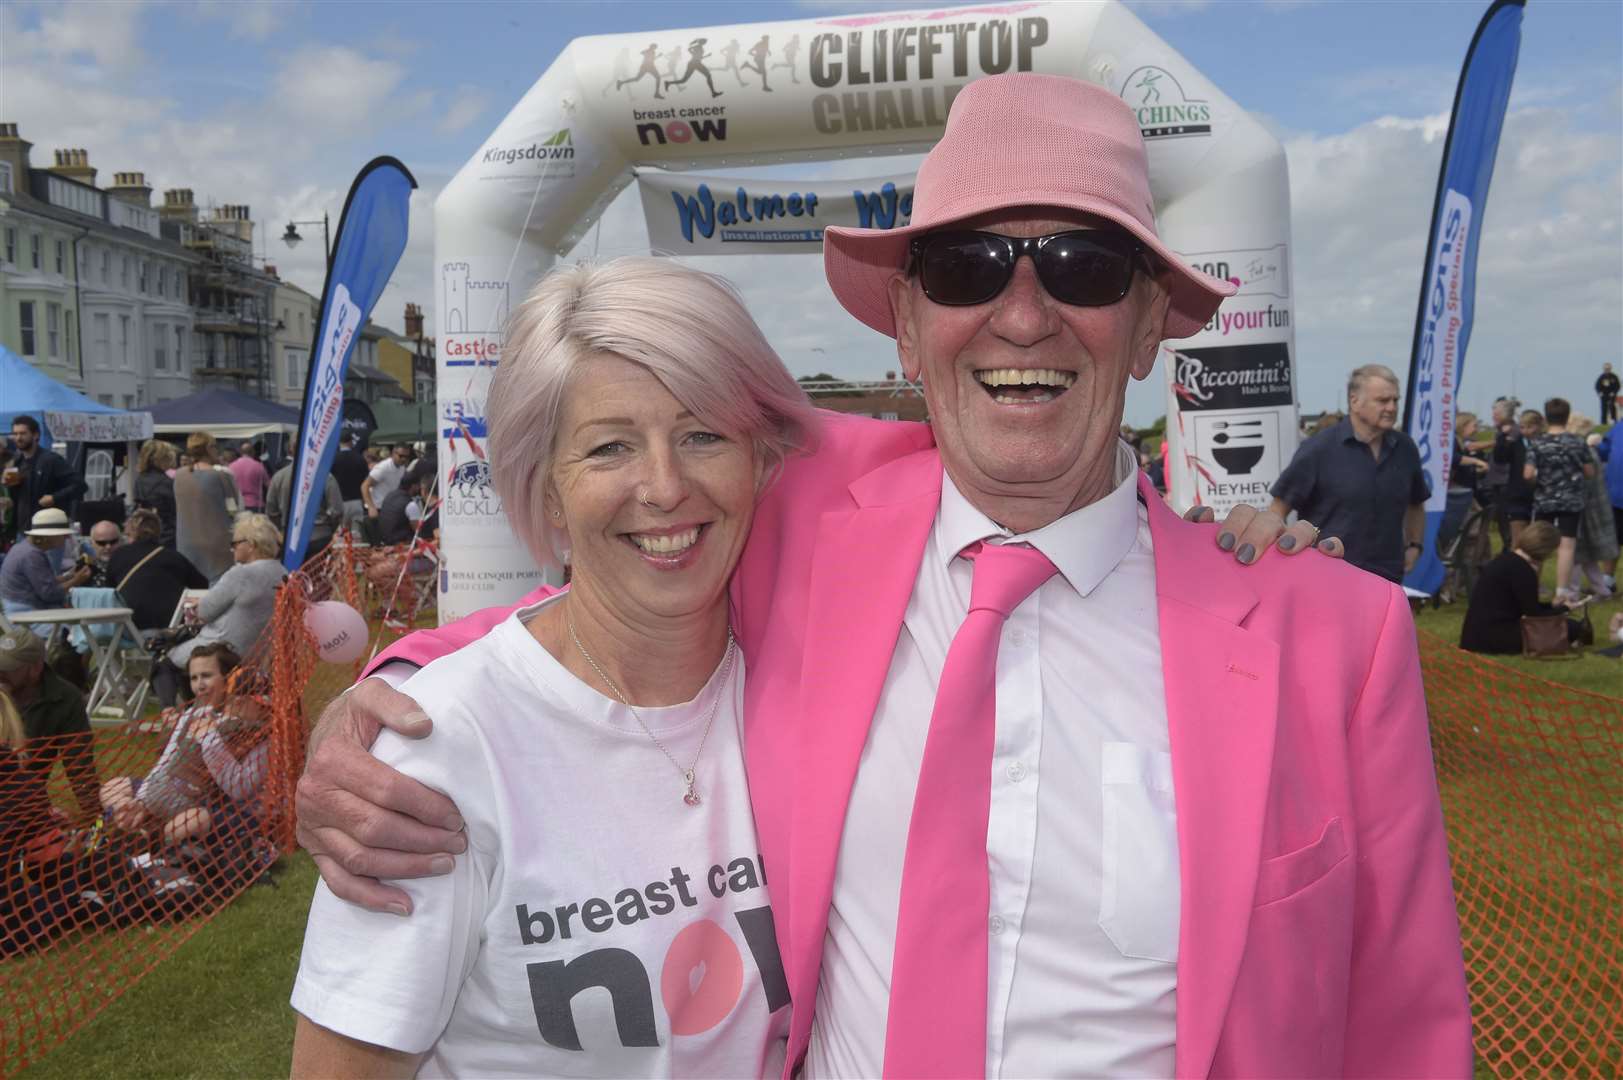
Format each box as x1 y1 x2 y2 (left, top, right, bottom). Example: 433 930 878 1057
292 597 789 1078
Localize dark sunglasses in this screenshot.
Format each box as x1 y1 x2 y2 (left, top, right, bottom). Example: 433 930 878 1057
93 538 119 547
908 229 1151 308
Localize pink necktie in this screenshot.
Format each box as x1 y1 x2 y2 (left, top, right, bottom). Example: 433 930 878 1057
883 541 1058 1078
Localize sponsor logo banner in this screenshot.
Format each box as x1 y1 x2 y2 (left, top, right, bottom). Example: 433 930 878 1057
440 258 511 367
638 168 915 254
44 410 152 442
476 129 577 180
1172 343 1294 412
1402 0 1522 595
1178 405 1297 517
285 157 416 570
1120 64 1212 140
1186 244 1290 299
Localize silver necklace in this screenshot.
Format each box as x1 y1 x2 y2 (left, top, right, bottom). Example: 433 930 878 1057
566 612 735 807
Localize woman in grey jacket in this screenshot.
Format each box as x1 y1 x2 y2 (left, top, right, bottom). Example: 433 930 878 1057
154 514 285 705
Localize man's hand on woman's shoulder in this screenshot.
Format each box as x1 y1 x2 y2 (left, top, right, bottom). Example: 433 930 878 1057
1183 502 1344 563
297 678 466 915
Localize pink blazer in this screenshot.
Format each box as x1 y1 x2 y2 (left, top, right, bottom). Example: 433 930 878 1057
367 412 1471 1078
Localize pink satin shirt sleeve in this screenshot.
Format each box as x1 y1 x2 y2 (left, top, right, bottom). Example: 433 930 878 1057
358 584 564 679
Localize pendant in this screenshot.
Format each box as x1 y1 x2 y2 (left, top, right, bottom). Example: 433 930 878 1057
683 769 701 807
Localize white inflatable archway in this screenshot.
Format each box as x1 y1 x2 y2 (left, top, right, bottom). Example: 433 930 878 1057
433 0 1297 622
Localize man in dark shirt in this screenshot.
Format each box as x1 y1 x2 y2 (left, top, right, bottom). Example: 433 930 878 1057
0 627 99 824
1597 363 1620 425
331 434 371 527
5 415 88 530
1270 364 1429 583
377 465 437 546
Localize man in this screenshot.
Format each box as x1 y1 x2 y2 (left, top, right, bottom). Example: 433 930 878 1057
1270 364 1430 583
228 438 269 512
360 444 412 520
296 75 1468 1077
0 626 99 824
330 433 371 526
1597 362 1620 425
0 508 93 630
82 520 123 587
266 459 345 561
4 415 86 530
377 464 436 546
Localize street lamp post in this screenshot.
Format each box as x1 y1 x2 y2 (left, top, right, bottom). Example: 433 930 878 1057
281 212 331 267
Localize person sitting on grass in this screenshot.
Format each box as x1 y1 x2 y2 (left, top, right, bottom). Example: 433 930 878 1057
99 644 270 848
1459 521 1587 655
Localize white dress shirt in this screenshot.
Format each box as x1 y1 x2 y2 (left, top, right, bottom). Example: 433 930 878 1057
807 443 1181 1079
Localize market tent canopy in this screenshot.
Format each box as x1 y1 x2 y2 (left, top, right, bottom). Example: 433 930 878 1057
0 345 151 448
367 400 434 445
148 389 301 440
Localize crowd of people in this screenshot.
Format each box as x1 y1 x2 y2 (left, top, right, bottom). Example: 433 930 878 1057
0 625 274 954
1459 392 1621 654
1 420 446 956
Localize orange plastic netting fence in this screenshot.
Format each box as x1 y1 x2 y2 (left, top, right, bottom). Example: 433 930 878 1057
0 532 414 1077
1 579 1617 1076
1419 630 1622 1077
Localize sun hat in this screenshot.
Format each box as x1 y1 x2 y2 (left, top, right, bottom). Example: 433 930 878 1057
0 626 47 674
23 507 73 537
822 72 1235 340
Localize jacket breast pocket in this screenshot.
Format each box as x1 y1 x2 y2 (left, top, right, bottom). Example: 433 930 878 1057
1252 817 1348 908
1098 742 1180 963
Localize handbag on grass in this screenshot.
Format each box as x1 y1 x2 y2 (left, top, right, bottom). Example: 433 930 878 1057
1520 613 1573 658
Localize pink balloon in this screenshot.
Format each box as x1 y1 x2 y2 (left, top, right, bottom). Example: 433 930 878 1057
305 601 368 664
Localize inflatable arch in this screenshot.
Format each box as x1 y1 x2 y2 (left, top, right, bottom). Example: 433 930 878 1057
433 0 1297 621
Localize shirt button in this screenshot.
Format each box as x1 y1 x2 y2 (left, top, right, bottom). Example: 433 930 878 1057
1006 760 1028 783
1008 629 1030 647
988 915 1006 935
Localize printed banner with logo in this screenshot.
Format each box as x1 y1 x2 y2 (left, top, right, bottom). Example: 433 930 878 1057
285 157 418 570
1402 0 1524 595
43 410 153 443
637 168 914 255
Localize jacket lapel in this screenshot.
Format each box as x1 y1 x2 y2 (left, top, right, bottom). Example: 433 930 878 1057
786 450 943 1044
1142 478 1281 1079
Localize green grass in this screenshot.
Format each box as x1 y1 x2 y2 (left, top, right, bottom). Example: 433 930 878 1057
15 854 316 1080
9 584 1619 1079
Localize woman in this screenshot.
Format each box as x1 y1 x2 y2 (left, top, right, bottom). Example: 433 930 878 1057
152 514 285 706
1523 399 1595 605
1459 521 1584 654
101 644 269 847
1437 412 1488 555
292 259 809 1078
173 432 242 584
135 439 180 548
107 509 208 632
1567 414 1618 598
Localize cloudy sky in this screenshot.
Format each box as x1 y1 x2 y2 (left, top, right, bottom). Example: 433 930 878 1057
4 0 1618 423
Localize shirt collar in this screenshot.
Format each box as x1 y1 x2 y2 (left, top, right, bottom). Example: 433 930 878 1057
936 440 1140 598
1337 417 1397 450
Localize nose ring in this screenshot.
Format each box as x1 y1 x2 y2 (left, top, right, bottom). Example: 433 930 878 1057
638 486 653 508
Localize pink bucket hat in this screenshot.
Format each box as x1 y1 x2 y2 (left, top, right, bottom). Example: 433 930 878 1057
822 73 1234 340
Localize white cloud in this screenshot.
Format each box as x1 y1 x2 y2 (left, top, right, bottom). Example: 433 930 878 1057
437 86 491 136
1 0 151 73
195 0 289 41
1283 102 1622 416
272 45 414 135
